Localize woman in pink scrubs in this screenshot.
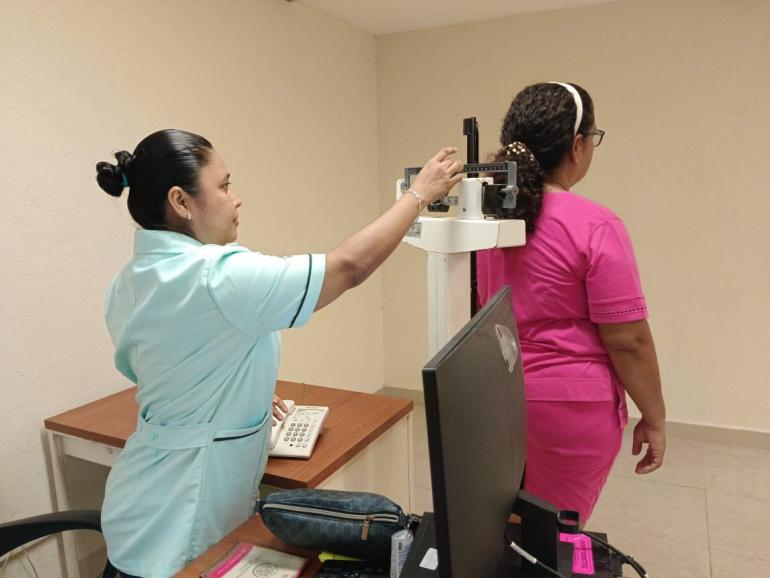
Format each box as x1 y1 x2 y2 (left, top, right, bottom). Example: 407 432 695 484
477 82 666 524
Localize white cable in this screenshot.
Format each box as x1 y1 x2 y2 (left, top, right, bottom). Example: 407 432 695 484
508 540 570 578
509 540 537 564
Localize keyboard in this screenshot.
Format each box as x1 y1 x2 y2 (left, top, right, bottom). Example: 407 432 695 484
316 559 389 578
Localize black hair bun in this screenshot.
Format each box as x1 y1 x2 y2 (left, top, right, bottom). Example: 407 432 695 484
96 150 134 197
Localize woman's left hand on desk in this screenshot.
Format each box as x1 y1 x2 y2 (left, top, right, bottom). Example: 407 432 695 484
272 395 289 426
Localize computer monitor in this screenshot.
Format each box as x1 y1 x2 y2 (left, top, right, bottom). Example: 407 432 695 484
421 286 526 578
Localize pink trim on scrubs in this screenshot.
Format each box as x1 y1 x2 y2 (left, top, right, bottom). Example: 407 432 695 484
477 192 648 523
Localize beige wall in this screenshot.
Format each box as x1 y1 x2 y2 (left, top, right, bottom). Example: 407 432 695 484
2 0 769 574
377 0 770 432
0 0 379 574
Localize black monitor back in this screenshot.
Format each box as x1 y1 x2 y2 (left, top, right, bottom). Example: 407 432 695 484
422 286 526 578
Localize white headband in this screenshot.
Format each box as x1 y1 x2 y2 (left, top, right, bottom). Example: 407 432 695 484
550 82 583 136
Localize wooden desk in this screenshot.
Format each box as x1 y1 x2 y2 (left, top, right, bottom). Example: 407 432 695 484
174 515 322 578
44 381 413 578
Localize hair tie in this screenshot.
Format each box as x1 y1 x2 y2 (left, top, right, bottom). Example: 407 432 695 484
503 141 537 164
549 82 583 136
121 172 129 188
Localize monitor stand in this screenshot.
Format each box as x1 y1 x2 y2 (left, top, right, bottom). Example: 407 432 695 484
401 499 622 577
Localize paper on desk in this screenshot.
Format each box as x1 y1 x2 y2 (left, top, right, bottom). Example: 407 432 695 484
201 542 307 578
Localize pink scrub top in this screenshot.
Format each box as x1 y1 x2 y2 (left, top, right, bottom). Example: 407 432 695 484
477 191 648 423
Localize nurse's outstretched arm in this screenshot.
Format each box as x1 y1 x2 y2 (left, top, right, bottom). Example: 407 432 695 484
315 147 464 311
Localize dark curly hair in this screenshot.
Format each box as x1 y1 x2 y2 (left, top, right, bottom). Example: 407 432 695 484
96 129 213 230
492 83 595 232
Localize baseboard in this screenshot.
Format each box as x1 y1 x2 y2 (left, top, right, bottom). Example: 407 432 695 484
627 416 770 450
378 386 425 405
380 386 769 450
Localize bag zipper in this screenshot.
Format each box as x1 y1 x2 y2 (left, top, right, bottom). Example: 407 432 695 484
261 503 400 540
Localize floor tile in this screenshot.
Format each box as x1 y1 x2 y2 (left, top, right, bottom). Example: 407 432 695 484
707 492 770 561
411 404 427 426
412 424 429 455
412 445 432 489
703 443 770 501
411 411 431 489
589 475 708 546
412 485 434 515
612 431 705 489
586 525 711 578
710 547 770 577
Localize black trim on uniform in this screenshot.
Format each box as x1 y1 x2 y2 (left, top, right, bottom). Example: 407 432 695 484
289 254 313 328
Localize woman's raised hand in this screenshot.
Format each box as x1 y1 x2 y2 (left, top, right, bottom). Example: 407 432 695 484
411 147 465 205
315 146 465 312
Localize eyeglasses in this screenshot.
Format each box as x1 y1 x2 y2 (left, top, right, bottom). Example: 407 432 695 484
585 129 605 147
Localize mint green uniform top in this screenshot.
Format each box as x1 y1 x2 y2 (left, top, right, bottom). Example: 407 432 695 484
101 230 325 578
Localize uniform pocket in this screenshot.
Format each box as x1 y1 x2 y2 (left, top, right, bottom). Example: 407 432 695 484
214 411 270 442
101 434 209 575
191 412 271 556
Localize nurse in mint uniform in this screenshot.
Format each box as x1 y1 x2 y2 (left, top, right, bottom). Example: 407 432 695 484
477 83 666 524
96 129 464 578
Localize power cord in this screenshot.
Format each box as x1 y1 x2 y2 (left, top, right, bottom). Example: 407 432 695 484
510 534 649 578
508 541 570 578
584 532 648 578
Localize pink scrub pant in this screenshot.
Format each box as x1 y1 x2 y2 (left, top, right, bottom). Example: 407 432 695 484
524 399 624 524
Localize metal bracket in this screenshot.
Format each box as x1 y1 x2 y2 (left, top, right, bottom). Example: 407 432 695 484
401 161 518 215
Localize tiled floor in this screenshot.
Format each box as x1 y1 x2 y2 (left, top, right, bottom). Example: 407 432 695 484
409 404 770 578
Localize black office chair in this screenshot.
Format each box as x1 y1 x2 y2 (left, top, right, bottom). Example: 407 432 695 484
0 510 117 577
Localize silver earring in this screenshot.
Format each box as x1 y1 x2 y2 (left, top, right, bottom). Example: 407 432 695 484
186 211 191 220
